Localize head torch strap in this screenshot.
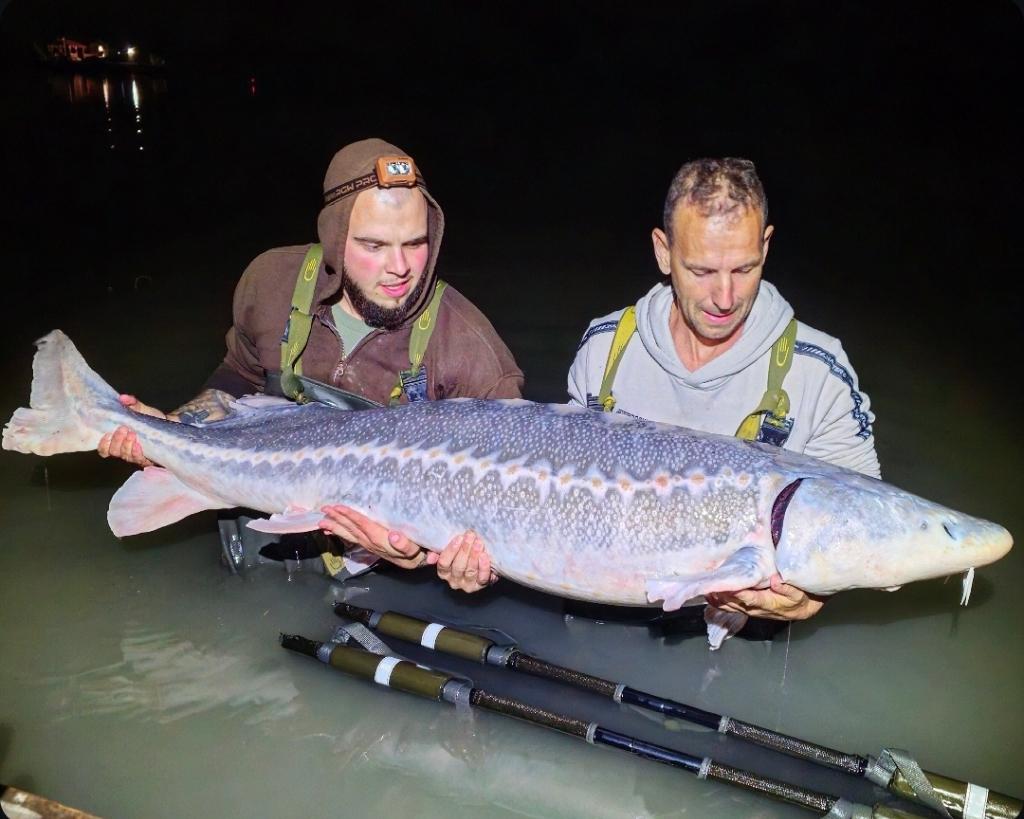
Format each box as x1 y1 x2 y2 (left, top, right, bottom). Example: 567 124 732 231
323 156 424 208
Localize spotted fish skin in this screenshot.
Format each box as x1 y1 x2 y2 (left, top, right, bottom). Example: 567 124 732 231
207 398 788 604
3 331 1014 623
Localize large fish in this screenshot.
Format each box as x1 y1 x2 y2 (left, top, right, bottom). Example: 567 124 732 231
3 331 1013 647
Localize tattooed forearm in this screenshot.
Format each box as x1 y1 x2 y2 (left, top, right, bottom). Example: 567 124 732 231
169 389 235 424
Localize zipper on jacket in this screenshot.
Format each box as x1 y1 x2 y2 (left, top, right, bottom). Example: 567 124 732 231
321 315 347 382
318 309 381 385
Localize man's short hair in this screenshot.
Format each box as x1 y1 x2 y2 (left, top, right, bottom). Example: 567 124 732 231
663 157 768 236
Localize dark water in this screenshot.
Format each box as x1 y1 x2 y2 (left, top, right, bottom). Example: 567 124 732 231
1 3 1022 817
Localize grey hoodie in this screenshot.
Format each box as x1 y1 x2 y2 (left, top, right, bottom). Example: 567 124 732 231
568 281 880 477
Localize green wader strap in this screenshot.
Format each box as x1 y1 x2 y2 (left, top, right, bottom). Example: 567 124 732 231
597 306 637 412
735 317 798 441
388 279 448 407
280 244 323 402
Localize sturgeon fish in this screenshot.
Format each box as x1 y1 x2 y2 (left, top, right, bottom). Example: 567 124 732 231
3 331 1014 647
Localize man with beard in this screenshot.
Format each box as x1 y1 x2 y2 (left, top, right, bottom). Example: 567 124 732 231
99 139 522 592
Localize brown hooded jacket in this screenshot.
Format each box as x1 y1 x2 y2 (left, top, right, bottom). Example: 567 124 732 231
204 139 523 405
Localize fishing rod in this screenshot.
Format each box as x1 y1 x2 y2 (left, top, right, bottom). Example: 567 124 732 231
335 602 1022 819
280 633 923 819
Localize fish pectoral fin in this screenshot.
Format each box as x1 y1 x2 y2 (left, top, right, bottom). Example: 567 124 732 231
108 467 229 537
646 545 774 611
246 509 324 534
704 607 749 651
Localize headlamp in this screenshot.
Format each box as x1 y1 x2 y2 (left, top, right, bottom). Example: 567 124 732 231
375 156 417 187
323 155 422 207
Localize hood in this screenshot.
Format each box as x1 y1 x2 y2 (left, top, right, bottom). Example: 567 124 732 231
315 138 446 319
634 279 794 389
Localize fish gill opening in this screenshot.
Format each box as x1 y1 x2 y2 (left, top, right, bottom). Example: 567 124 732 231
771 479 804 548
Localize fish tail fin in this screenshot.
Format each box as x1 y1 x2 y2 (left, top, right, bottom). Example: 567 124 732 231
2 330 121 456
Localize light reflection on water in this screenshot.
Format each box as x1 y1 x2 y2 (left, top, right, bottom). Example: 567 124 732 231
47 72 165 153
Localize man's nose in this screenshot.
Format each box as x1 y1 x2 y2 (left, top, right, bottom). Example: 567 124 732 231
711 273 735 311
386 246 411 274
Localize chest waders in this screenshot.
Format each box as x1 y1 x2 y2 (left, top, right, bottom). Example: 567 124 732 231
598 307 799 446
219 244 447 578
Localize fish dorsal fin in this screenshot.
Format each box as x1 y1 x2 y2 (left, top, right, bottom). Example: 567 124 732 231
108 467 229 536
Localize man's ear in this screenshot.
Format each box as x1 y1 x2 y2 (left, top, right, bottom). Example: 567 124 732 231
761 224 775 262
652 228 672 276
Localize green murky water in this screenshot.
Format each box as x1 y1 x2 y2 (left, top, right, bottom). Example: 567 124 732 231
1 303 1021 818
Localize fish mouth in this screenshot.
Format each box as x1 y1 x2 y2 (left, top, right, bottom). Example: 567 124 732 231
771 479 804 547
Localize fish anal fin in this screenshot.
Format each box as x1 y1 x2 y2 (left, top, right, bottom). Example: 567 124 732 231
108 467 228 537
645 544 776 611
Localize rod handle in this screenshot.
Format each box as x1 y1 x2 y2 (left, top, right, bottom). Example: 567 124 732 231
871 805 932 819
326 644 453 701
889 769 1023 819
338 604 494 663
725 717 867 776
703 760 835 813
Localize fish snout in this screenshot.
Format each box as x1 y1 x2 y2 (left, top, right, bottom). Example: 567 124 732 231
929 510 1013 564
960 519 1013 564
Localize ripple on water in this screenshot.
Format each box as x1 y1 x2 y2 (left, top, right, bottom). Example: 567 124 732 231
49 626 300 725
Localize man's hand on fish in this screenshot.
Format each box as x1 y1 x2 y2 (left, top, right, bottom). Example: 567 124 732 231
98 390 237 467
426 530 498 592
706 574 826 621
318 505 495 591
319 505 427 569
97 394 164 467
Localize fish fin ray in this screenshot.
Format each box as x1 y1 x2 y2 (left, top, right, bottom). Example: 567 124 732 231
108 467 229 536
246 510 324 534
646 545 775 611
2 330 119 456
